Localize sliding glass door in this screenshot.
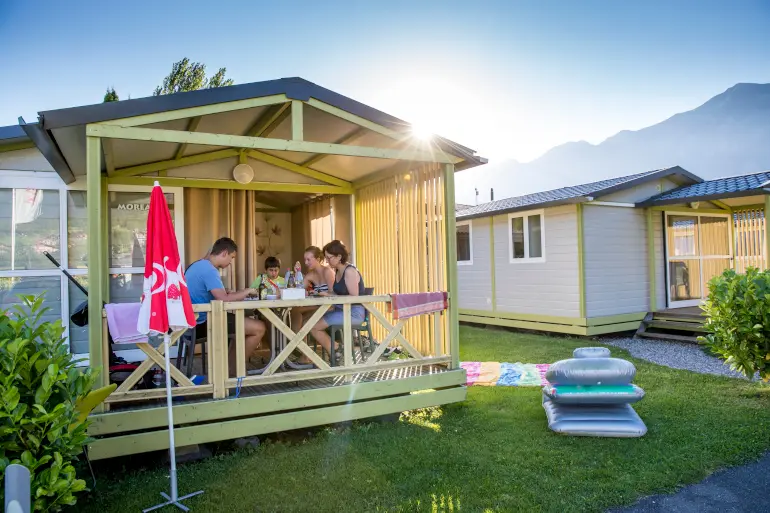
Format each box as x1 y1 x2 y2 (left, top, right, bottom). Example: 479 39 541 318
666 213 732 308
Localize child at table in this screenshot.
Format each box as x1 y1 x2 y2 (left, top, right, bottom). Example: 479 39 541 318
251 256 286 297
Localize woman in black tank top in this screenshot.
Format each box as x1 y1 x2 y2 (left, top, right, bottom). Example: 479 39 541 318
303 240 366 365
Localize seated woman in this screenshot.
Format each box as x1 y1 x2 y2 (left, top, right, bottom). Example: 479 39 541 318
307 240 366 363
290 246 335 332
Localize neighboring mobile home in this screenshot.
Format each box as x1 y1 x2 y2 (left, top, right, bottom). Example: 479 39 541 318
0 77 486 459
456 167 770 336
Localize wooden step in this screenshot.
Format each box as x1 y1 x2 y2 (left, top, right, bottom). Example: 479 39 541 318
647 320 706 333
653 313 704 322
636 331 701 343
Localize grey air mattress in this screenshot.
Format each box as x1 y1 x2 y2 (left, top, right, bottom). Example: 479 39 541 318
543 396 648 437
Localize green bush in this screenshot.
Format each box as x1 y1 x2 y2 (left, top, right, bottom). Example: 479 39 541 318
700 267 770 381
0 295 98 511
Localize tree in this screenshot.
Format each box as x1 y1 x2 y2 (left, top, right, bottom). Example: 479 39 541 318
153 57 234 96
103 87 119 102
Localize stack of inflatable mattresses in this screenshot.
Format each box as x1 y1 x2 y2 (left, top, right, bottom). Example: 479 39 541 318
542 347 647 437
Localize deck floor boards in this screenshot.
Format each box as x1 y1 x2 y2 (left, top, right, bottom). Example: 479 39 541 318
108 362 450 412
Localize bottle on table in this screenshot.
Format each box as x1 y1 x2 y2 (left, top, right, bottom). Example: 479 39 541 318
287 271 295 289
294 261 304 288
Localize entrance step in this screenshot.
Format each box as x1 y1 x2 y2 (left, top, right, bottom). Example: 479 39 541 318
634 311 704 344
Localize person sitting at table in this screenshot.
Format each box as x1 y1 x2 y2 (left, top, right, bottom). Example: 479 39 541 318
306 240 366 364
250 256 286 297
185 237 266 377
290 246 335 334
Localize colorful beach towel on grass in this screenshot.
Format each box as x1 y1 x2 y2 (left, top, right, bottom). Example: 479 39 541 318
460 362 550 387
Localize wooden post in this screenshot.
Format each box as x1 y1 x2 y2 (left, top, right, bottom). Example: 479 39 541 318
343 303 353 367
86 135 106 389
443 163 460 369
235 309 246 378
646 208 657 312
765 196 770 270
577 204 586 319
210 301 227 399
292 100 304 141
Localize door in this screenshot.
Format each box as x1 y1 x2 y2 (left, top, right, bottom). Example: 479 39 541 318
665 213 732 308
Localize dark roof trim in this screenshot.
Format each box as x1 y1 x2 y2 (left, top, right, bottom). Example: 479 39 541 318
457 196 591 221
592 166 702 197
37 77 484 168
20 121 75 184
637 188 769 207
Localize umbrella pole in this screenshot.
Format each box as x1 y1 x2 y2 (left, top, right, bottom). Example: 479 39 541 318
143 332 204 513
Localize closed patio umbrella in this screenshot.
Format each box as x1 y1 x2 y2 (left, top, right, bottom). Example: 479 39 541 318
137 181 202 512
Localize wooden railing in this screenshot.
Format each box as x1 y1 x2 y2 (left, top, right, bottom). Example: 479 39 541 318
101 296 449 405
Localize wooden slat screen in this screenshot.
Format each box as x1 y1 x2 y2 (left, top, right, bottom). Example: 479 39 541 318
733 208 766 273
355 163 448 356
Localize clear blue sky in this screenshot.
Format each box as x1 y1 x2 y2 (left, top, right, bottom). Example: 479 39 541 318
1 0 768 162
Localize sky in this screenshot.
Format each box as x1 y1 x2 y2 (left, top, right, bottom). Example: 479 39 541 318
0 0 768 163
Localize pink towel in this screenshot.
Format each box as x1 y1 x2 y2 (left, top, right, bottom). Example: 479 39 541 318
389 292 448 320
105 303 148 345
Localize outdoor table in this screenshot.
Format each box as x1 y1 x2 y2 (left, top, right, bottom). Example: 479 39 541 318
243 296 315 375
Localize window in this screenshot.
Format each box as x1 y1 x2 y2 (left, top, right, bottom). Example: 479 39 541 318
0 173 184 362
457 221 473 265
508 210 545 263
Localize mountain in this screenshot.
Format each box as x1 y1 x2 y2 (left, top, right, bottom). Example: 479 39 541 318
456 83 770 204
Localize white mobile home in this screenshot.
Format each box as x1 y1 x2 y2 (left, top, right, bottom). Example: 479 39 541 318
456 167 770 338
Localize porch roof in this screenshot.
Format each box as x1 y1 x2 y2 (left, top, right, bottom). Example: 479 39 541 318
18 77 486 205
456 166 701 220
638 170 770 206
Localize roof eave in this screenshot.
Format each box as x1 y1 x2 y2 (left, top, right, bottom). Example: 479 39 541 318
456 196 591 221
20 121 75 184
637 188 769 207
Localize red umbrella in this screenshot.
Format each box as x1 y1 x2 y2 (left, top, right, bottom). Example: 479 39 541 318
137 184 195 335
137 182 202 512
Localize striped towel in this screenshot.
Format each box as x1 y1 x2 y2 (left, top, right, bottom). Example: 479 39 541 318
460 362 550 387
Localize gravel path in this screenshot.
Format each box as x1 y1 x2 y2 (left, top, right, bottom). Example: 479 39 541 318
601 337 751 379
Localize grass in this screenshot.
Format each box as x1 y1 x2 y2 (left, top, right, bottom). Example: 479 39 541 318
76 326 770 512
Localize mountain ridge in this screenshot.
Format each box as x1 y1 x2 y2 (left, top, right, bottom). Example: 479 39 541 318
457 82 770 204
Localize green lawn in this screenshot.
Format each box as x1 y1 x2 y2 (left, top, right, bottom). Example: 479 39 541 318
77 326 770 512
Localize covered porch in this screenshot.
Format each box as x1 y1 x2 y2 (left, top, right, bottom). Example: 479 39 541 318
24 78 486 459
637 173 770 341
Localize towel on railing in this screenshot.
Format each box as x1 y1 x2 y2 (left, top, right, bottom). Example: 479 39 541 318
389 292 448 320
105 303 148 345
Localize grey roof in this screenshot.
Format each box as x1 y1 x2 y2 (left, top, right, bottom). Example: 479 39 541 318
456 166 701 220
35 77 485 169
640 170 770 206
0 124 30 143
455 203 472 212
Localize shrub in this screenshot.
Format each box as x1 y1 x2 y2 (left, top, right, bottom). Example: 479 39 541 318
700 268 770 381
0 295 98 511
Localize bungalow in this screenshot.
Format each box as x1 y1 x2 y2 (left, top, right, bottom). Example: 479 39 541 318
0 77 486 459
455 166 770 339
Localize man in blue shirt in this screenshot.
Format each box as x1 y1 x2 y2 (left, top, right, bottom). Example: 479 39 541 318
186 237 265 377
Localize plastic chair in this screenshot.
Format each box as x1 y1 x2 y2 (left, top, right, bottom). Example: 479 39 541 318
177 327 207 378
328 287 375 367
73 383 117 488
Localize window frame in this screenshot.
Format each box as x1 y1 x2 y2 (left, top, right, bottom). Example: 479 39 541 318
456 220 473 266
508 209 546 264
0 171 184 363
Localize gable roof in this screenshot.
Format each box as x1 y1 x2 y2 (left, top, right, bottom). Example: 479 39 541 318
639 170 770 206
32 77 485 170
455 203 473 212
456 166 701 220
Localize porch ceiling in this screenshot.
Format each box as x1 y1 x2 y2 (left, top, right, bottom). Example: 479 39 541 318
31 77 487 186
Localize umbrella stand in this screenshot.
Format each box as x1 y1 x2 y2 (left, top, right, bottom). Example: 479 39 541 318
143 331 204 513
